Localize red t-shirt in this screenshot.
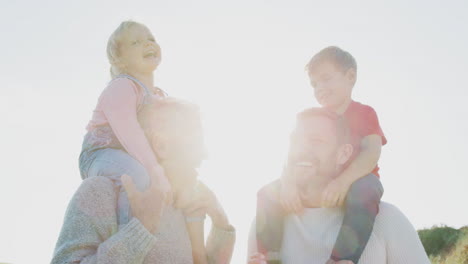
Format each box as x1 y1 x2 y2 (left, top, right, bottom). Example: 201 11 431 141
343 100 387 176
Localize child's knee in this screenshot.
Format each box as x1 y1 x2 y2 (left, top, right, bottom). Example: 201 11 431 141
257 180 280 202
347 174 383 206
124 161 150 191
257 185 270 201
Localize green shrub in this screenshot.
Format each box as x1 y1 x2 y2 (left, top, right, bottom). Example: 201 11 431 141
418 225 468 263
418 225 461 257
443 229 468 264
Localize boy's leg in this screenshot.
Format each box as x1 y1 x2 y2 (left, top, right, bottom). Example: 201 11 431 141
86 148 151 226
256 180 284 264
330 174 384 263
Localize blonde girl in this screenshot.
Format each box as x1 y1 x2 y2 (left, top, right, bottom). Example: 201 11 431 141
79 21 171 225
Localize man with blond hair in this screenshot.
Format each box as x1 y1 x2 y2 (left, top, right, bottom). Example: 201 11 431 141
52 99 235 264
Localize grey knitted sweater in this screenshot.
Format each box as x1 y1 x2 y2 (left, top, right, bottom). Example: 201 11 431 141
51 177 235 264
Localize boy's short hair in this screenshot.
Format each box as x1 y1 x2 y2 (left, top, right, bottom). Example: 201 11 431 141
296 107 351 145
306 46 357 74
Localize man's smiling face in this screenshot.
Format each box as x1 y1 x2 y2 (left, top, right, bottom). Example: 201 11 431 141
289 114 341 186
288 110 354 195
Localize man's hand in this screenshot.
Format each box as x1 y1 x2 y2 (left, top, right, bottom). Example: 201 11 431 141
321 177 351 208
248 253 267 264
279 180 303 214
122 173 167 233
184 181 230 229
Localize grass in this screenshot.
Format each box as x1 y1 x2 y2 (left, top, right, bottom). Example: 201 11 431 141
418 225 468 264
3 226 468 264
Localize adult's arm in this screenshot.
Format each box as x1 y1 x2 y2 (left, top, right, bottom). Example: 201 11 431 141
199 187 236 264
51 177 156 264
184 181 236 264
247 219 270 264
247 218 258 259
377 203 430 263
187 221 209 264
101 78 164 177
205 223 236 264
186 212 236 264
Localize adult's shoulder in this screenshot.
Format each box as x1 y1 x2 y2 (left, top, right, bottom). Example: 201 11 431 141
76 177 116 196
374 202 418 237
70 177 118 216
374 203 431 262
377 202 408 220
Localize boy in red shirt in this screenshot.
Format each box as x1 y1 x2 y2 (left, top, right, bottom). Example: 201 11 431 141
256 46 386 264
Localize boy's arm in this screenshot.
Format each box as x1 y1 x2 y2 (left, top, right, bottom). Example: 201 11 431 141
322 134 382 208
340 134 382 185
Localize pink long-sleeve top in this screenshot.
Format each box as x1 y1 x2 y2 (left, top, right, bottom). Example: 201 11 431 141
86 78 163 176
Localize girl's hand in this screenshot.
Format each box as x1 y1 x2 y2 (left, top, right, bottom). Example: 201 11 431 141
248 253 267 264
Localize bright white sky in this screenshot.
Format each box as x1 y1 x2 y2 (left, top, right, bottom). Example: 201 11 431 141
1 0 468 263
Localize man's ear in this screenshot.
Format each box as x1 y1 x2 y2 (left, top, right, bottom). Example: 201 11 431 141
336 143 354 166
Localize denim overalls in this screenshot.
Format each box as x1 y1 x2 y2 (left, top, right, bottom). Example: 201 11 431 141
78 74 167 226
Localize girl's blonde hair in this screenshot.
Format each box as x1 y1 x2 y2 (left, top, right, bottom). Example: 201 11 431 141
107 20 145 78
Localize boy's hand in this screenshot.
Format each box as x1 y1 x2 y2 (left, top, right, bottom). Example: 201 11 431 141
280 180 303 214
321 178 351 208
